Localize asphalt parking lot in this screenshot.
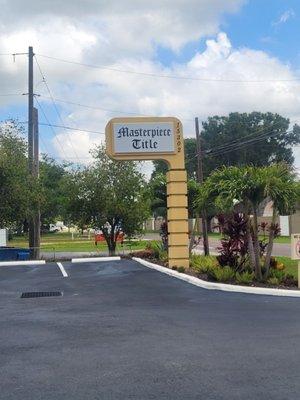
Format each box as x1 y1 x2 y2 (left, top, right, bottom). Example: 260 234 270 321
1 259 300 400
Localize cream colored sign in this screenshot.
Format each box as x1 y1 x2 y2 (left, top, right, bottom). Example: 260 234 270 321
291 234 300 260
106 116 189 268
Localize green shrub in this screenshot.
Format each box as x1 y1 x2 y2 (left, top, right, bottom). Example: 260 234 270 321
177 266 186 273
190 254 218 274
235 271 255 285
146 240 162 258
211 266 235 283
267 277 279 286
282 274 297 286
269 269 285 283
146 241 167 262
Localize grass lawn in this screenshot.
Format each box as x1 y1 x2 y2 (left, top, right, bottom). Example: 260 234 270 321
276 256 298 279
8 233 148 253
207 232 291 244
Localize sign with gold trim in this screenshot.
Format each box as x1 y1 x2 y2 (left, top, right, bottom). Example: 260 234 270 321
106 117 189 268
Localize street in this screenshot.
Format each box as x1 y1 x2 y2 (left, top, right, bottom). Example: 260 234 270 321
0 259 300 399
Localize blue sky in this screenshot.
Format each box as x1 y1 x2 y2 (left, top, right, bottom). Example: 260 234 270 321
0 0 299 166
156 0 300 67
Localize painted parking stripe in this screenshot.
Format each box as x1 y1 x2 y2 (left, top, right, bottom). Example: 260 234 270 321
71 256 121 263
57 262 68 277
0 260 46 267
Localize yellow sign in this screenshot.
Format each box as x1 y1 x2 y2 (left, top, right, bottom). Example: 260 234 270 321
106 117 189 268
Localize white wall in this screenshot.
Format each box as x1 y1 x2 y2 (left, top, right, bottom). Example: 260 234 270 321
0 229 7 246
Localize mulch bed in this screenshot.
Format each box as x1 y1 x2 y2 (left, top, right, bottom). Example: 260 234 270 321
127 254 299 290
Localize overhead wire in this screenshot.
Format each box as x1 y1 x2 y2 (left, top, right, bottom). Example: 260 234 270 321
38 95 194 122
34 55 81 161
36 53 300 83
205 130 293 158
35 96 70 161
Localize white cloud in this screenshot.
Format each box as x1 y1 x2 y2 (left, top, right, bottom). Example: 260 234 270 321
273 9 295 26
1 0 300 175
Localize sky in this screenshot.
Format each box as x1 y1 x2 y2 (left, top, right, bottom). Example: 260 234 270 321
0 0 300 175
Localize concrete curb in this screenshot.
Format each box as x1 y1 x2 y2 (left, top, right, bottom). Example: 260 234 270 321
133 257 300 298
0 260 46 267
72 256 121 263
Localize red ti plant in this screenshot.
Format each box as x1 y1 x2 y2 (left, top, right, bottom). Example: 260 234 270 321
215 213 249 272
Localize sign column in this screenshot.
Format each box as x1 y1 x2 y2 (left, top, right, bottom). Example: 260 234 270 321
167 170 189 268
105 117 190 269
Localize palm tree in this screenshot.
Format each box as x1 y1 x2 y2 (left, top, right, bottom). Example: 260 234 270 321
196 164 299 280
262 164 299 276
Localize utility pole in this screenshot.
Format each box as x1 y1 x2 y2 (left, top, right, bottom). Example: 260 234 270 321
195 117 210 256
27 46 40 259
33 107 40 259
28 46 34 258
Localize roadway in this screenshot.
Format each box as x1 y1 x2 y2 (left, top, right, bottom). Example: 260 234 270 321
0 259 299 399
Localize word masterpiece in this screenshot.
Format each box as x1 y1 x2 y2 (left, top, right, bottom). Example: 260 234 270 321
117 126 171 139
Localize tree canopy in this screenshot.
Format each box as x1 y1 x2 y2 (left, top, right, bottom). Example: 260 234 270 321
152 112 300 180
0 122 32 229
65 146 150 254
196 163 300 279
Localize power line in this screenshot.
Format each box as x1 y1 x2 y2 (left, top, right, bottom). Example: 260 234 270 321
18 120 105 135
35 97 70 161
206 130 293 158
38 122 105 135
34 56 81 161
205 126 287 155
0 93 23 97
36 53 300 83
38 95 194 122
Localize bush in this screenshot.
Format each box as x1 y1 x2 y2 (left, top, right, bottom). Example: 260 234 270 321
269 269 285 283
146 241 162 258
177 266 185 273
210 266 235 283
146 240 167 262
132 249 155 259
267 277 279 286
190 254 218 274
235 271 255 285
282 274 297 287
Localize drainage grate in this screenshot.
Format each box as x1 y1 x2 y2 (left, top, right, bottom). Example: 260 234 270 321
21 291 63 298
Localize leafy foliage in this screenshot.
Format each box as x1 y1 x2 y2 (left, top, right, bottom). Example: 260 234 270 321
196 163 300 280
65 146 150 254
216 213 248 271
210 266 235 282
0 121 34 229
235 271 255 284
152 112 300 180
190 254 218 274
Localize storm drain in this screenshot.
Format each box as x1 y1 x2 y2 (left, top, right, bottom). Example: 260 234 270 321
21 291 63 298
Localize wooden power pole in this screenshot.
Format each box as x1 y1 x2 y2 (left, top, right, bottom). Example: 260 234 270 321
195 117 210 256
33 107 40 259
28 46 40 259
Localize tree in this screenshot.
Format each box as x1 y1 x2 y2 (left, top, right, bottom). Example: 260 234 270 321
39 155 70 228
201 112 300 177
66 146 150 255
196 164 299 280
149 173 167 218
0 121 33 229
152 112 300 180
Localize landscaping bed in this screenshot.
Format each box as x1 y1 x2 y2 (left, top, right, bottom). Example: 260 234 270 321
130 241 299 290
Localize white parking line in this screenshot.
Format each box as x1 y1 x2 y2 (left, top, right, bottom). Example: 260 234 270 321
57 262 68 277
71 256 121 263
0 260 46 267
